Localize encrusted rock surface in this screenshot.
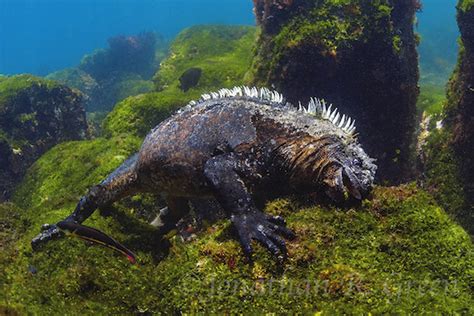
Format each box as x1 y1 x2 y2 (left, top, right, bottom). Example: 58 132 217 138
0 75 87 200
251 0 420 184
440 0 474 231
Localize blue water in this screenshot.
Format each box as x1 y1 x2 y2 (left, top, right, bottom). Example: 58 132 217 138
0 0 255 75
417 0 459 84
0 0 461 82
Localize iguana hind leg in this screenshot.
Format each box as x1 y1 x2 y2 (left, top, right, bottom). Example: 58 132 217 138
203 153 295 260
32 153 143 248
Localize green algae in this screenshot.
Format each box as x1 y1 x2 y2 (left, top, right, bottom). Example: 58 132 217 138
13 136 141 210
417 84 446 116
104 25 256 139
0 74 60 111
422 129 467 227
103 89 198 138
276 1 392 54
1 181 473 314
459 0 474 12
153 25 256 91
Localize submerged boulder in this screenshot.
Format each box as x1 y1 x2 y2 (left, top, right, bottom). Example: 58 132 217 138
105 25 256 139
79 32 161 81
425 0 474 233
250 0 420 184
49 32 167 113
153 25 256 92
0 75 87 200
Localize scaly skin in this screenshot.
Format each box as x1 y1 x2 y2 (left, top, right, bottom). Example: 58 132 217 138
32 87 377 261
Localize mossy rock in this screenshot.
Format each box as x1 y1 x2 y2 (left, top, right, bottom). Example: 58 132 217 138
422 128 466 223
113 75 154 102
46 68 98 97
153 25 256 91
0 74 60 110
104 25 257 139
0 74 88 199
250 0 419 184
1 172 473 314
423 1 474 234
102 89 200 138
459 0 474 12
14 136 141 210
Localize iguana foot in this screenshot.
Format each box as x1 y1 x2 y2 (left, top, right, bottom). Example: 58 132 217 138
231 211 295 261
31 223 65 250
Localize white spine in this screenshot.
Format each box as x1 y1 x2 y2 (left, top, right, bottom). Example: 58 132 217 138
187 85 357 135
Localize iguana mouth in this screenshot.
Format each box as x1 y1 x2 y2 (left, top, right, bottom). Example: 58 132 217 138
342 167 363 200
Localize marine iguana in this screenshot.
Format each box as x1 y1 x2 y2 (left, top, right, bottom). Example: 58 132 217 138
32 86 377 262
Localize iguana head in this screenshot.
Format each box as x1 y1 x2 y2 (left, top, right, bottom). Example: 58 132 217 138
320 140 377 202
285 96 377 202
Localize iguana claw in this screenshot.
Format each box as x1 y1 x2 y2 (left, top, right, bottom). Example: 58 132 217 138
31 223 64 250
232 212 295 261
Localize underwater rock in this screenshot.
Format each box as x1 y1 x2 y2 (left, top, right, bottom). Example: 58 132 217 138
46 68 98 99
79 32 161 81
0 75 87 200
50 32 168 112
179 67 202 92
2 180 473 313
435 0 474 233
104 25 256 138
46 68 100 110
250 0 420 184
153 25 256 92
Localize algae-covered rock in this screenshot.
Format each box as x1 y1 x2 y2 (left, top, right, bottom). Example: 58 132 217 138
153 25 256 91
103 90 197 138
422 0 474 234
80 32 162 81
251 0 420 184
0 75 87 200
1 175 473 314
446 1 474 226
49 32 167 113
104 25 256 138
46 68 99 103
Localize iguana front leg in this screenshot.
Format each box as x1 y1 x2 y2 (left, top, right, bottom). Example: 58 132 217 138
204 153 295 260
32 154 142 249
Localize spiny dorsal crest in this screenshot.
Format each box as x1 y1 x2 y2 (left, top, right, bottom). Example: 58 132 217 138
300 98 356 135
187 86 356 135
188 86 284 106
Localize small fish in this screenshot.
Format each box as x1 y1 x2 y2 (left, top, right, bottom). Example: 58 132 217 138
57 221 136 264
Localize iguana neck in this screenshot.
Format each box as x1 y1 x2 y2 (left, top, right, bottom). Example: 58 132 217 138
277 134 344 191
